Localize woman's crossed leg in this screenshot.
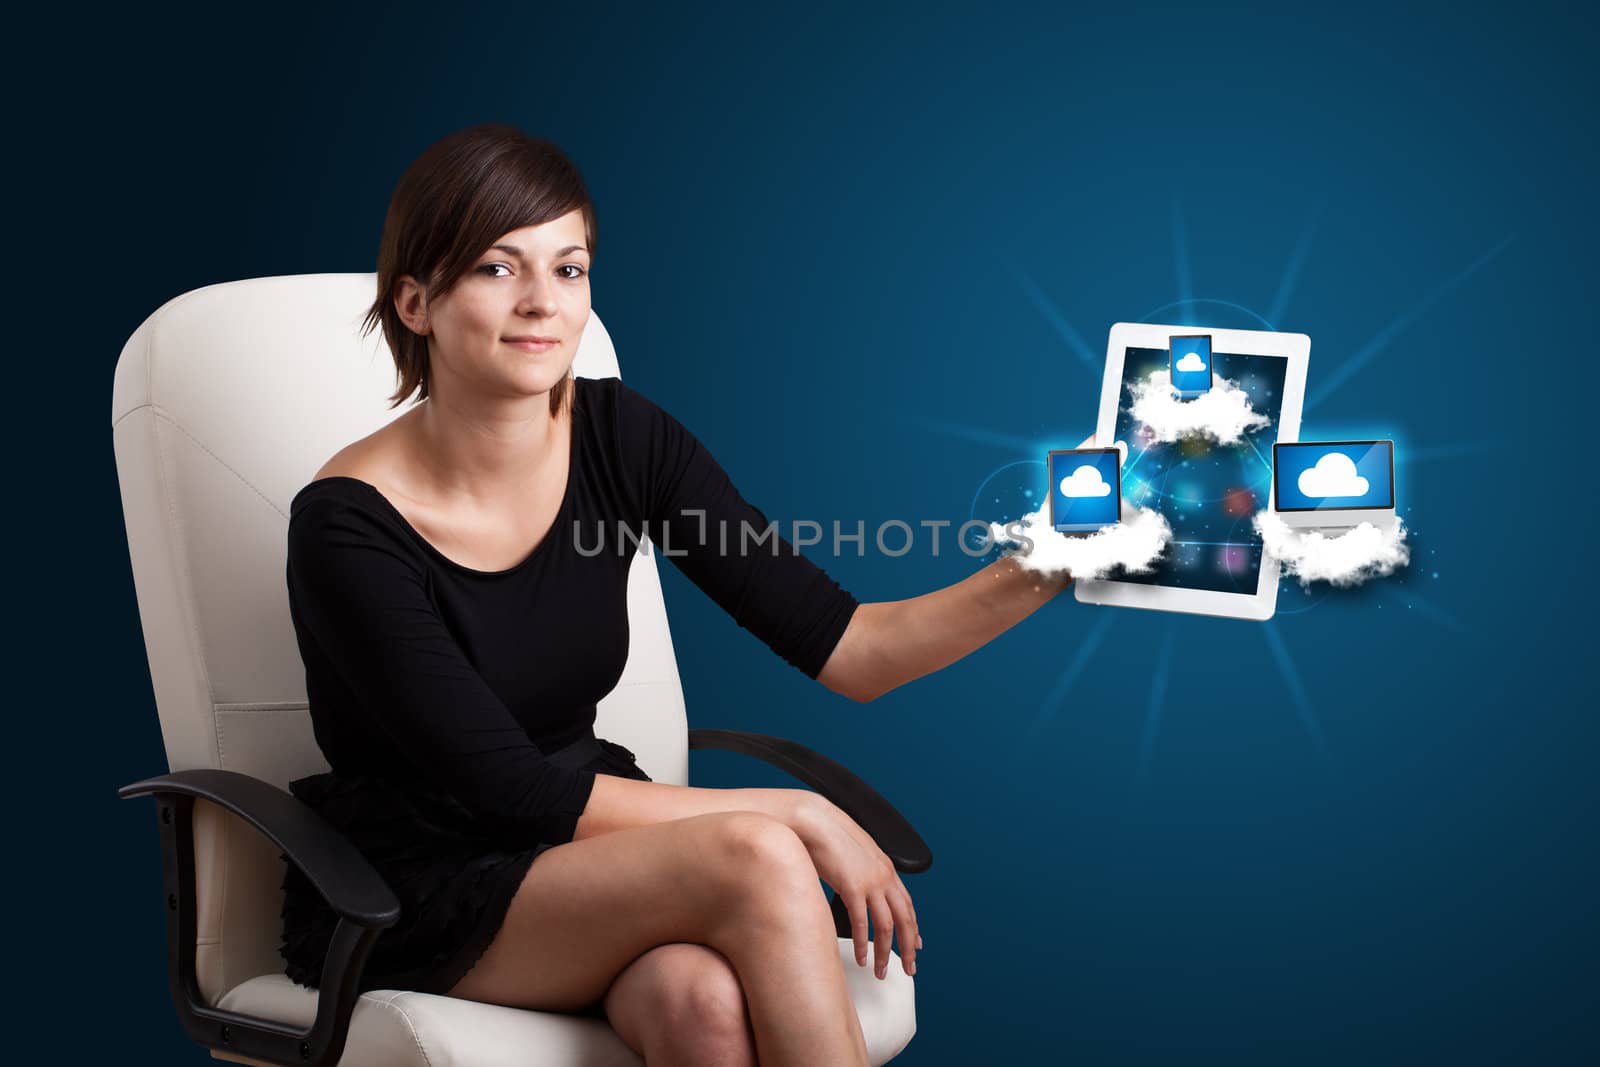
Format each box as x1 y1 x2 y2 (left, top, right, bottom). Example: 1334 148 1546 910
445 810 868 1067
603 943 754 1067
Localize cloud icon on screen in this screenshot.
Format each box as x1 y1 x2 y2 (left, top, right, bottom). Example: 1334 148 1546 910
1060 464 1112 498
1297 452 1369 498
1175 352 1207 372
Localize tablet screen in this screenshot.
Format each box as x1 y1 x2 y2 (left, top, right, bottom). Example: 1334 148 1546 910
1112 345 1287 593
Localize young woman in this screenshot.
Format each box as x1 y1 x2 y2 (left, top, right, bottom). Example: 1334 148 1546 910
279 124 1071 1067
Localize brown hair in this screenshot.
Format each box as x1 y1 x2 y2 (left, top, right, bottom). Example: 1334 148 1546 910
363 124 598 412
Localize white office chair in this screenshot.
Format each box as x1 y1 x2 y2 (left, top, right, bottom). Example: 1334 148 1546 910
111 274 927 1066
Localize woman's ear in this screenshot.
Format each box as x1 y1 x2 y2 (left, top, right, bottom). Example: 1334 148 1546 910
394 275 430 336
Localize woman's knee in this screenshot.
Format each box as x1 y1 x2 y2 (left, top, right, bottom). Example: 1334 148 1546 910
705 812 814 876
659 948 751 1050
695 812 829 929
608 944 753 1064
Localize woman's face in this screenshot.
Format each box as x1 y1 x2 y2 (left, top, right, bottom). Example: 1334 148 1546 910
409 208 591 405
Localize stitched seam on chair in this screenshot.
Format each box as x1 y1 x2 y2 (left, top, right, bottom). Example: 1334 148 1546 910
370 994 434 1067
130 276 370 766
111 401 152 432
153 403 289 772
215 702 309 712
152 407 290 520
130 282 216 435
216 706 310 773
153 391 222 766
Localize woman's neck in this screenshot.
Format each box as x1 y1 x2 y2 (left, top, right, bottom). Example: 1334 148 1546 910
405 388 566 505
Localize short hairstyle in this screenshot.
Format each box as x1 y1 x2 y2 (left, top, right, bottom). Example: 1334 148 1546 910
363 124 598 412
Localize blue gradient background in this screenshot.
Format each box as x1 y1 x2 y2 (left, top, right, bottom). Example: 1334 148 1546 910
28 2 1596 1063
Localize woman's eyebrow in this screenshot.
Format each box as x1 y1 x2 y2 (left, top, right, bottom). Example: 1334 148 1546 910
489 243 590 259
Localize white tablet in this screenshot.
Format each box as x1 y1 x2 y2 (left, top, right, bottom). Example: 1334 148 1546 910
1075 322 1309 621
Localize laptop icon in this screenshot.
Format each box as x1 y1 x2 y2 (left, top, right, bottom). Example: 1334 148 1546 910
1271 440 1396 530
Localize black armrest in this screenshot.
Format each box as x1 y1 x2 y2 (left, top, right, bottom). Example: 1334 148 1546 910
119 769 398 926
688 728 933 875
119 768 399 1067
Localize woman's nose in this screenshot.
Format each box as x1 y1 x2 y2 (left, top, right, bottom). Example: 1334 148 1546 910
518 278 559 315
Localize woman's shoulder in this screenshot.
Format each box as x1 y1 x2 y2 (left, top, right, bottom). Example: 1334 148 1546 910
577 376 698 461
292 449 399 516
289 438 423 558
292 415 419 516
577 374 662 421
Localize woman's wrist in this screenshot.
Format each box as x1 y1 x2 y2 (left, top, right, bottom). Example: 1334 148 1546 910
777 788 829 842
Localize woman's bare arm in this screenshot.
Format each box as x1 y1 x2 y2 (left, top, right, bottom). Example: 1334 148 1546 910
572 777 814 841
570 544 1072 838
814 555 1073 703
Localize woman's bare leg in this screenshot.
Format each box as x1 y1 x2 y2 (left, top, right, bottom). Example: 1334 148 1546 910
603 943 755 1067
446 811 869 1067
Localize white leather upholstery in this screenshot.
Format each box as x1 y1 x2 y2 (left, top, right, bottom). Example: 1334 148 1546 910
112 274 915 1065
214 941 915 1067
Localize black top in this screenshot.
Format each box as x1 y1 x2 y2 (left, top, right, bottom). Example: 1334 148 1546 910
285 375 858 852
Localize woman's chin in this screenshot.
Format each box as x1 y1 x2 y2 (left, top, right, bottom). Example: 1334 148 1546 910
499 368 571 400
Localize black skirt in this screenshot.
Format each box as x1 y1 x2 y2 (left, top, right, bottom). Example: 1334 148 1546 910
277 735 652 997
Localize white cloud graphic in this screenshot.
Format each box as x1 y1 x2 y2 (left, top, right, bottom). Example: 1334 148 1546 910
1128 369 1271 444
1253 510 1410 587
991 504 1171 579
1296 452 1369 498
1175 351 1207 372
1060 464 1111 498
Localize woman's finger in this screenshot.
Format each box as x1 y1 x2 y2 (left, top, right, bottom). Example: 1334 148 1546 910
894 886 919 975
847 893 870 967
871 892 893 979
896 875 919 938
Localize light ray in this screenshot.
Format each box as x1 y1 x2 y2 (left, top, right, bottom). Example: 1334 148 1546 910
1137 297 1278 331
1268 201 1325 327
1172 199 1193 318
968 458 1047 523
1261 622 1329 759
1273 583 1331 616
1011 265 1099 372
1026 611 1117 738
1242 434 1274 476
1134 626 1174 786
1308 234 1515 410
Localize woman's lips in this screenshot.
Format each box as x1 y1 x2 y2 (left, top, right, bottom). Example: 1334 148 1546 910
504 337 558 352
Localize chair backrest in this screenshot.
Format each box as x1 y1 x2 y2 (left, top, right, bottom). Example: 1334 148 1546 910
112 274 688 1001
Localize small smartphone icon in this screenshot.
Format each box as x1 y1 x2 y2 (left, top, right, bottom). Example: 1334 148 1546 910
1169 334 1213 398
1048 447 1122 533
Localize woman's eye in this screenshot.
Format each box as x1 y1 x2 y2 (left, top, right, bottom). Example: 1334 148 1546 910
478 263 511 278
558 264 587 280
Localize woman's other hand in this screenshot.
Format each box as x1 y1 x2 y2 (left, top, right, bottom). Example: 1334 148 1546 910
789 793 920 980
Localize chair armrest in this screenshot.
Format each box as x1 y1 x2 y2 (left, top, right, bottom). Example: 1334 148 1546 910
119 769 398 926
687 728 933 875
119 768 398 1067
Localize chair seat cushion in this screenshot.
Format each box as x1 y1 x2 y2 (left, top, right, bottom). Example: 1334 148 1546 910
216 939 915 1066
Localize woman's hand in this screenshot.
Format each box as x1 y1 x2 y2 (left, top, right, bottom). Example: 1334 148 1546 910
789 793 921 980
